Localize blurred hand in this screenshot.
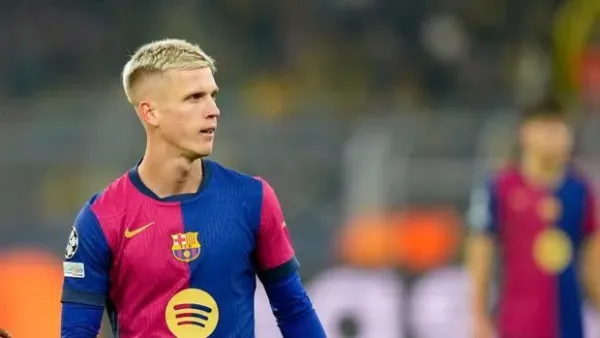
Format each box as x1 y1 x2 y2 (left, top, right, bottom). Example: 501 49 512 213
473 315 495 338
0 329 12 338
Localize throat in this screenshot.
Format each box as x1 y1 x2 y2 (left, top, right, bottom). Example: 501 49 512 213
138 158 204 198
520 156 565 188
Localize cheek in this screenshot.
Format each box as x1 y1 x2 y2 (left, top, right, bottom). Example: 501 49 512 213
163 108 191 128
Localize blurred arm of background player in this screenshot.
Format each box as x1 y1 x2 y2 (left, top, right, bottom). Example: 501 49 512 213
579 182 600 313
582 217 600 312
466 183 497 338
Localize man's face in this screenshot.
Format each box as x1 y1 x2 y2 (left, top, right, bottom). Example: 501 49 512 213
520 118 573 163
146 67 220 159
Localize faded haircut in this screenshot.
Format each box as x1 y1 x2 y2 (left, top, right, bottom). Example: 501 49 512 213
122 39 216 104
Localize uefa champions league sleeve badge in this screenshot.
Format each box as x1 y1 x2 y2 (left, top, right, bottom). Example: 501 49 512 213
65 227 79 260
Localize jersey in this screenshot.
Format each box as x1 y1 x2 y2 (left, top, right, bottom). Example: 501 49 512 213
468 166 597 338
61 160 299 337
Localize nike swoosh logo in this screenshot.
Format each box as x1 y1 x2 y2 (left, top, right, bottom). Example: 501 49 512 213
125 222 155 238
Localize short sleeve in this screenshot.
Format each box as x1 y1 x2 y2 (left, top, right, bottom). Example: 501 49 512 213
254 178 299 283
61 202 112 307
583 184 598 239
467 180 499 235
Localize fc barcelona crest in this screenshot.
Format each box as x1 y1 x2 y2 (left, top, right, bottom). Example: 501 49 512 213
537 196 562 223
171 232 201 263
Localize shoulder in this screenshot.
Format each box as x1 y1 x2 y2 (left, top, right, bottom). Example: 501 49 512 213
86 172 133 218
564 166 596 197
74 172 134 245
207 160 266 195
207 160 280 212
567 165 593 186
475 165 519 194
493 165 521 186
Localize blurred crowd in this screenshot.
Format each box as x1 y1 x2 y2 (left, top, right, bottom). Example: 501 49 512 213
0 0 583 116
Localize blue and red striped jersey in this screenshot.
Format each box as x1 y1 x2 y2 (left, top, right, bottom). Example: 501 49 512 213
469 166 597 338
61 160 299 337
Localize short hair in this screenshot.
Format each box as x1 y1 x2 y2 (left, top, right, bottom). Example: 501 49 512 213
122 39 216 104
521 97 566 123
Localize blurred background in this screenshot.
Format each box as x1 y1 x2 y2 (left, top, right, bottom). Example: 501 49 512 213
1 0 600 337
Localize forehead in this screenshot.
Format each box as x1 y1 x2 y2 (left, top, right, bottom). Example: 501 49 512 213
523 117 569 129
163 67 217 92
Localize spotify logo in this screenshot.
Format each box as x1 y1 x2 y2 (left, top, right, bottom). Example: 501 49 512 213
166 288 219 338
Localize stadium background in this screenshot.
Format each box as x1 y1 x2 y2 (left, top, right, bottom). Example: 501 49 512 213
1 0 600 337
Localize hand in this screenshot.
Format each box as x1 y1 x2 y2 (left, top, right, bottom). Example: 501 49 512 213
473 315 495 338
0 329 12 338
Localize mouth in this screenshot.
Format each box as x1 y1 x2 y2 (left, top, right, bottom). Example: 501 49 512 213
200 127 216 135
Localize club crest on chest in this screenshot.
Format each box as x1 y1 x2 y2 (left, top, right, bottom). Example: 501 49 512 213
537 196 562 223
171 232 201 263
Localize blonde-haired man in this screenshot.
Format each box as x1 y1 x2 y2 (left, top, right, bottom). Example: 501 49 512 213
60 39 325 338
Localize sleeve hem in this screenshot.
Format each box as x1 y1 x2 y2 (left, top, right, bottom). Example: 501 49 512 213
258 257 300 284
61 288 107 307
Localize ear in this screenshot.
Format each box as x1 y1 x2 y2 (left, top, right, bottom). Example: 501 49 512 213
138 100 159 127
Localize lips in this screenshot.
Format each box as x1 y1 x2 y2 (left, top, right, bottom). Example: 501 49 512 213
200 127 216 135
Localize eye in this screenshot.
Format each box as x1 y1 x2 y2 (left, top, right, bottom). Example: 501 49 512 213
211 90 219 100
186 92 206 101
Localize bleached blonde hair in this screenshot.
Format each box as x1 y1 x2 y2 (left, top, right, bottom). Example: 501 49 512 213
122 38 216 104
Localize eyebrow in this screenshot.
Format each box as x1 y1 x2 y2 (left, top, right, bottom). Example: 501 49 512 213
183 87 219 99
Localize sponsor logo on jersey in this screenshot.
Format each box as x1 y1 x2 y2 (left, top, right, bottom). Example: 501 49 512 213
165 288 219 338
63 262 85 278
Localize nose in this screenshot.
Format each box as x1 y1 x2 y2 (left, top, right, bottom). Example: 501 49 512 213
207 100 220 118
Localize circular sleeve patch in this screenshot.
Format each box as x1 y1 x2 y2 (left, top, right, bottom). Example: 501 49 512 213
64 227 79 260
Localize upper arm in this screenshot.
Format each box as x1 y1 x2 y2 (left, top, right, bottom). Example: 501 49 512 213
254 178 299 283
467 179 499 236
61 202 112 307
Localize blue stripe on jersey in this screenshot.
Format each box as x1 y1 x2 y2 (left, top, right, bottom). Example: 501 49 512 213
180 163 263 337
556 176 587 338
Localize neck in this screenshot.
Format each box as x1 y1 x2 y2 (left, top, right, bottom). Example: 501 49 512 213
137 140 203 198
520 153 565 187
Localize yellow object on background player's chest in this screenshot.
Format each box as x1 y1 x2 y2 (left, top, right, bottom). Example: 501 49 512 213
532 196 573 275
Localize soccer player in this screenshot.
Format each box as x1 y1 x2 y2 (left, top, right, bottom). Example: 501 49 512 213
60 39 326 338
466 99 600 338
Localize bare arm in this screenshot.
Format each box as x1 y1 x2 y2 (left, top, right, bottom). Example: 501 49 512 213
581 186 600 311
465 180 499 337
582 233 600 311
466 234 495 318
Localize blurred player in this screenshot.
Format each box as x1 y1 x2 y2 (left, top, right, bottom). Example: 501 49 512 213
466 99 600 338
0 329 12 338
60 39 326 338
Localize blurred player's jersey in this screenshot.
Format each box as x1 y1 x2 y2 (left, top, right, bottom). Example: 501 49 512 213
61 160 298 337
469 166 596 338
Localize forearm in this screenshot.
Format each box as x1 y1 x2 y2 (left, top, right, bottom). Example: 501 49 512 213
263 272 326 338
467 235 494 317
584 275 600 311
61 302 104 338
583 236 600 311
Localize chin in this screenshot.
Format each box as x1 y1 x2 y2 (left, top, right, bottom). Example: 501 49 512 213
196 146 214 158
181 147 212 161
